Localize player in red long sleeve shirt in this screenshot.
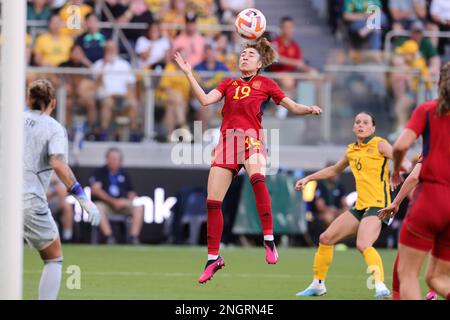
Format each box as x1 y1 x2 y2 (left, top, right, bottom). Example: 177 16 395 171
174 37 322 284
390 62 450 300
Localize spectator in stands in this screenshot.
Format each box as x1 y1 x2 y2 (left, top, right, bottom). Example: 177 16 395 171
395 20 441 77
58 0 93 38
33 14 74 67
270 16 316 119
47 175 74 242
343 0 388 62
135 20 171 69
145 0 170 20
388 0 427 31
219 0 254 24
389 40 431 139
75 13 107 64
312 170 347 228
193 44 229 131
90 148 144 245
117 0 154 44
59 45 97 132
429 0 450 55
92 40 139 141
271 16 315 73
171 12 206 67
27 0 53 29
196 1 220 39
163 0 188 38
187 0 213 17
155 52 191 141
101 0 129 21
213 33 240 72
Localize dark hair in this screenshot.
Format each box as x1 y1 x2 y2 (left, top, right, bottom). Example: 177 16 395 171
357 111 376 126
106 147 123 160
48 13 60 25
437 62 450 117
85 12 99 21
28 79 56 111
280 16 294 25
243 37 277 70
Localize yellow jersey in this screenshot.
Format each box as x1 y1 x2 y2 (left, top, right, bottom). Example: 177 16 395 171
346 135 390 210
33 33 74 67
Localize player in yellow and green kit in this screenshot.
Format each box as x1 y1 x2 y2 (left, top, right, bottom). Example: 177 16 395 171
294 112 409 299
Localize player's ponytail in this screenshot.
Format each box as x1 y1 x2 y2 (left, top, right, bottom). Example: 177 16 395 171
244 37 277 71
437 62 450 117
28 79 56 111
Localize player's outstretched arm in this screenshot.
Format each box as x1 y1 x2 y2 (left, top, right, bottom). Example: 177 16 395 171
174 52 223 107
280 97 322 116
295 157 349 191
378 163 422 220
50 154 100 226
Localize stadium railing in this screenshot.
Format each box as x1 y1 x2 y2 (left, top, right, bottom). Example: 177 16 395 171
26 65 431 146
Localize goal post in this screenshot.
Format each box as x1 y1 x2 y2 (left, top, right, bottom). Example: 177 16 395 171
0 0 26 300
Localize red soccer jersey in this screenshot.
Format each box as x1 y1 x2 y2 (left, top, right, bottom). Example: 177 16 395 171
406 100 450 186
215 75 286 141
270 37 302 72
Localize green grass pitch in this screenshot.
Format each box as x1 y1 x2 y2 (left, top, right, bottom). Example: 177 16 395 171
23 245 430 300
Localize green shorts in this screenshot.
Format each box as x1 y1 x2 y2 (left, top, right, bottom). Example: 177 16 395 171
350 207 391 225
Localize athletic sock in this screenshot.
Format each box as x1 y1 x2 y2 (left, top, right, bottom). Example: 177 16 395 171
208 254 219 261
38 257 63 300
206 200 223 256
313 244 334 281
250 174 273 236
363 247 385 283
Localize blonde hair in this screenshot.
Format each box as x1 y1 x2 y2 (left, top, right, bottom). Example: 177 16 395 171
243 37 277 70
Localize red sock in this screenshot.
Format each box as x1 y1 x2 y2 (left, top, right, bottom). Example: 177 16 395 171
392 254 400 300
206 200 223 255
250 174 273 236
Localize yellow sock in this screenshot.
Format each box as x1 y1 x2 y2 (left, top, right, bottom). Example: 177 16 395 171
363 247 385 283
313 244 334 281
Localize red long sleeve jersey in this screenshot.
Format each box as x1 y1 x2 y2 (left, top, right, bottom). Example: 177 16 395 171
406 100 450 186
215 75 286 141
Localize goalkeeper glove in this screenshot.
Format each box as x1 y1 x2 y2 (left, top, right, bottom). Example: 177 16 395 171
68 182 101 226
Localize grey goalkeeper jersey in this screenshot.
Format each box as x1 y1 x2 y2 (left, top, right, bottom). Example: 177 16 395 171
23 110 68 213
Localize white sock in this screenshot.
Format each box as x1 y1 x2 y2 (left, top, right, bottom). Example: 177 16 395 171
62 229 72 241
312 278 324 286
208 254 219 261
39 258 63 300
264 235 274 241
375 281 387 292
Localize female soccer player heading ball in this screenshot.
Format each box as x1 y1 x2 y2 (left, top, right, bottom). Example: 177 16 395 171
174 37 322 284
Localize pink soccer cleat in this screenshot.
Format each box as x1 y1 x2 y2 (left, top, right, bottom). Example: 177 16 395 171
264 241 279 264
197 257 225 284
425 290 438 300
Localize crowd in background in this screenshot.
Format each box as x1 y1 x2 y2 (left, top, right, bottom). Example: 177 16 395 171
23 0 450 143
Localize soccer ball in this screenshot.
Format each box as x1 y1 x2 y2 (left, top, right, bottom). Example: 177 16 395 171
234 8 266 40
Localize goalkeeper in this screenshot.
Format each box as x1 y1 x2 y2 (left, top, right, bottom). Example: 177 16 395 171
24 79 100 300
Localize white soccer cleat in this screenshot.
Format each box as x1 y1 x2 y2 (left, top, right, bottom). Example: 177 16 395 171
296 280 327 297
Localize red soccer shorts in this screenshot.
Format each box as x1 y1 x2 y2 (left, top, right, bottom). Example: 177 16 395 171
211 130 267 176
399 182 450 261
